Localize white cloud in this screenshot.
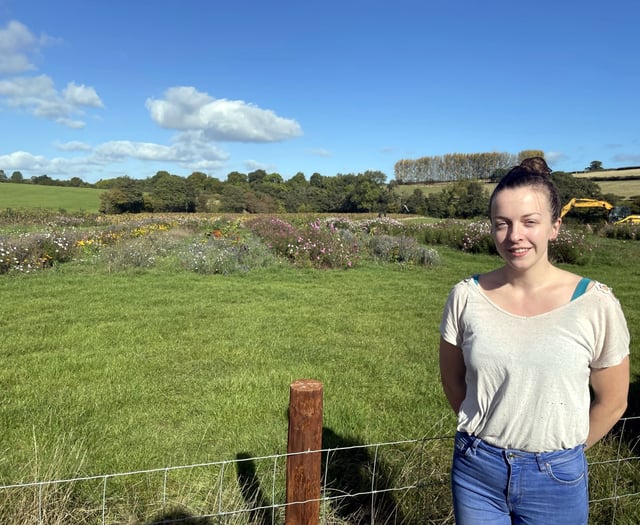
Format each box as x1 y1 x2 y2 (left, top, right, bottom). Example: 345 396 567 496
55 117 86 129
1 135 232 179
0 21 102 128
244 159 271 172
0 21 41 73
0 150 94 178
544 151 567 167
95 141 179 162
55 141 93 152
63 82 104 108
306 148 332 158
0 20 61 74
93 137 229 168
0 74 104 128
146 86 303 142
0 151 48 171
186 159 228 172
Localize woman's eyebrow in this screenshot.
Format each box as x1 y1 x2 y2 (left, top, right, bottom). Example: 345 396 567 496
492 212 542 220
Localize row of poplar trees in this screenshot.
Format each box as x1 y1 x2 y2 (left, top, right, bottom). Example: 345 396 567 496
394 150 544 183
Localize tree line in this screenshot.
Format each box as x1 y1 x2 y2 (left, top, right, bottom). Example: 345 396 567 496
0 170 93 187
4 151 633 216
98 169 398 214
0 168 395 214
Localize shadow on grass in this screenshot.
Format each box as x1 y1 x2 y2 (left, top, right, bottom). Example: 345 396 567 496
614 373 640 452
322 427 405 525
588 374 640 523
141 509 211 524
235 452 275 525
232 430 405 525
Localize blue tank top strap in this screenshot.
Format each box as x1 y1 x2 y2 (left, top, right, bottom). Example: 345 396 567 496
571 277 591 301
472 274 480 284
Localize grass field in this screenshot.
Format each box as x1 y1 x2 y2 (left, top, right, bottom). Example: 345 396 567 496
0 210 639 522
572 167 640 198
0 260 468 476
0 183 104 212
572 168 640 179
595 178 640 198
392 174 640 200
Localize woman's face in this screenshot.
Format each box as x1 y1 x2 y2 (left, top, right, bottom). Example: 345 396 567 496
490 185 561 271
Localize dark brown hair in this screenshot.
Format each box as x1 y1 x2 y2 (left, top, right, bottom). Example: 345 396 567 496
489 157 562 221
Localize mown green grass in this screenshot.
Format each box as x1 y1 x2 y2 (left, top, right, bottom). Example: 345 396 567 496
1 242 637 474
0 250 496 478
0 183 104 212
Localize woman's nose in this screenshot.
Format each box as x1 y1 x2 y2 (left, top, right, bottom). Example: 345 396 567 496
508 224 523 241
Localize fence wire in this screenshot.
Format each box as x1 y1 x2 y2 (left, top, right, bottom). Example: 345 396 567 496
1 417 638 524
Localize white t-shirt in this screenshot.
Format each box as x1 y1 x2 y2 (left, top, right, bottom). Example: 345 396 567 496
440 277 630 452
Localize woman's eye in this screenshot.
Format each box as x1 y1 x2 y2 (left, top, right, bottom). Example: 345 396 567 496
493 222 507 230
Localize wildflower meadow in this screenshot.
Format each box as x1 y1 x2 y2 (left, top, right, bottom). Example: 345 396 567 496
0 212 446 275
0 209 604 276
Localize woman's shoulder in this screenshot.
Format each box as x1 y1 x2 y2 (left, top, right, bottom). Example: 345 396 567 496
444 276 477 298
571 278 625 314
452 275 480 289
587 280 621 301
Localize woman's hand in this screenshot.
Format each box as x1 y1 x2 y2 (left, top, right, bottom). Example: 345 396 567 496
439 337 466 414
586 356 630 449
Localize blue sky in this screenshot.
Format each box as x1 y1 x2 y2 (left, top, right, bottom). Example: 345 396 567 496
1 0 639 183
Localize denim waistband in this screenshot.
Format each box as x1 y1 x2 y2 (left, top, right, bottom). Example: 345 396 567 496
455 431 585 466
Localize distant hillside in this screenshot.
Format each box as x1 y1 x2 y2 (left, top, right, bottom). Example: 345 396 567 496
571 167 640 179
570 168 640 198
0 183 105 212
393 176 640 200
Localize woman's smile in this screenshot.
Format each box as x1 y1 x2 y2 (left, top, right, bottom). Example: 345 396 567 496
508 247 530 256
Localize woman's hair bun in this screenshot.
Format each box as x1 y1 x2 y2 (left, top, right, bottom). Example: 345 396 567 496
491 156 561 220
519 157 552 176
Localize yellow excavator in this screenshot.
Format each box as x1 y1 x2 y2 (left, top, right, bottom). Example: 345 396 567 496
560 198 640 224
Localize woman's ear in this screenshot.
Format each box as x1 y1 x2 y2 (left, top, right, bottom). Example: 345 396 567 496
549 217 562 240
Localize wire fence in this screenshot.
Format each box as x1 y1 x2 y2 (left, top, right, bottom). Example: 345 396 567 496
1 417 639 524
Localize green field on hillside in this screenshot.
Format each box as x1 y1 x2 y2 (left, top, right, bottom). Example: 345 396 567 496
393 178 640 200
0 183 105 212
596 179 640 198
572 168 640 179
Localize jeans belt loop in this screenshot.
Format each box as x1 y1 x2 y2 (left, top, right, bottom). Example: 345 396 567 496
471 435 481 454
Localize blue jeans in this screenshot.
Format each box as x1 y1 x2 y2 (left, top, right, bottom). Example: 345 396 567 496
451 432 588 524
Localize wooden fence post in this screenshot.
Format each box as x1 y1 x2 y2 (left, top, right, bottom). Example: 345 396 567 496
285 379 323 525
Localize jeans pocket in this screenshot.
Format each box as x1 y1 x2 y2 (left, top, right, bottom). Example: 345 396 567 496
454 432 475 457
544 450 587 485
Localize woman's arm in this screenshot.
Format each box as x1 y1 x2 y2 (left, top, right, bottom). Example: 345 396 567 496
586 356 630 449
439 337 466 414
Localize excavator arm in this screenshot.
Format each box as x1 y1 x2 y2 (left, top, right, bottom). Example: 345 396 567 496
560 198 614 218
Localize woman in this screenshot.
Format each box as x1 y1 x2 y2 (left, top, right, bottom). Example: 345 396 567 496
439 157 630 524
